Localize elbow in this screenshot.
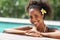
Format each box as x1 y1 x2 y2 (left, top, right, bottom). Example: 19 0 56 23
3 29 8 33
3 29 13 33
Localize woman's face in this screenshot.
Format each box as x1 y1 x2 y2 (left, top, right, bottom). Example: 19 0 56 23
29 8 44 27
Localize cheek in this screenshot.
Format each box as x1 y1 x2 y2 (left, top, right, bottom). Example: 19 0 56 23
37 17 43 23
38 15 43 20
37 16 42 20
38 13 43 18
29 19 32 23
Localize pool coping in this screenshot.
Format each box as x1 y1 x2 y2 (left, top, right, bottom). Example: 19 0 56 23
0 17 60 26
0 33 59 40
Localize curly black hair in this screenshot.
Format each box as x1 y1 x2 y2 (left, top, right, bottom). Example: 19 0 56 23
25 0 52 18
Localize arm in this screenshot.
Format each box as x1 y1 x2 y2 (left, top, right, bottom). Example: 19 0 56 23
41 29 60 39
3 29 26 35
3 26 42 37
13 26 32 30
3 26 32 34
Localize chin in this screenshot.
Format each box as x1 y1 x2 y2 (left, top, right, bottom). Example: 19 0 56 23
34 25 39 28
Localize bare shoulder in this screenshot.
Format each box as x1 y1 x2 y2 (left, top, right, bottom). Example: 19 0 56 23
48 28 58 32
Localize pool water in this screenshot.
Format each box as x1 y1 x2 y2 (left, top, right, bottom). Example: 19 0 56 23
48 25 60 30
0 22 60 32
0 22 31 32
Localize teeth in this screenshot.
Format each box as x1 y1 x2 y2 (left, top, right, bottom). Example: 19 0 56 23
34 22 38 24
34 22 39 27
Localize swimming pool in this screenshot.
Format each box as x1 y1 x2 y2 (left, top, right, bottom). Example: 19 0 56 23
0 22 60 33
0 22 31 32
0 17 60 32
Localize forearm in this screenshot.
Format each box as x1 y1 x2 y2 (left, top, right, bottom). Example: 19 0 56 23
3 29 26 35
41 32 60 39
13 26 32 30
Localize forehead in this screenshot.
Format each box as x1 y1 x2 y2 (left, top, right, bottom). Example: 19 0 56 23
29 8 41 15
29 8 40 13
29 8 39 13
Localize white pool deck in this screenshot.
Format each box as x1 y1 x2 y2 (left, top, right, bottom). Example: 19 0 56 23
0 17 60 40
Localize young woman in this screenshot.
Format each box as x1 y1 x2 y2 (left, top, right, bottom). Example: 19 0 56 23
3 0 60 39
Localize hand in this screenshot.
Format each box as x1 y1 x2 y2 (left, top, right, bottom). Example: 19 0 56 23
25 30 42 37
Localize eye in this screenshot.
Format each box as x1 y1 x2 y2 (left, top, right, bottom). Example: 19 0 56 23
30 16 32 19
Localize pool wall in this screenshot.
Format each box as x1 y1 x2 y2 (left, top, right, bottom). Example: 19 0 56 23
0 17 60 26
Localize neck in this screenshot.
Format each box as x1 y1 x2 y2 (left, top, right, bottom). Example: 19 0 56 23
37 22 48 32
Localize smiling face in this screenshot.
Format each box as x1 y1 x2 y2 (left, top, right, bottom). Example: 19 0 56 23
29 8 44 28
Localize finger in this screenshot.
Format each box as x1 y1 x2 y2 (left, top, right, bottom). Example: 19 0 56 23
40 33 49 37
25 33 41 37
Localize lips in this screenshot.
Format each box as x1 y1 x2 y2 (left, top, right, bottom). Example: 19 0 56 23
34 22 38 25
33 22 39 27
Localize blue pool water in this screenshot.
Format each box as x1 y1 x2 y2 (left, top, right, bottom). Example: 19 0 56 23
48 25 60 30
0 22 60 32
0 22 31 32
